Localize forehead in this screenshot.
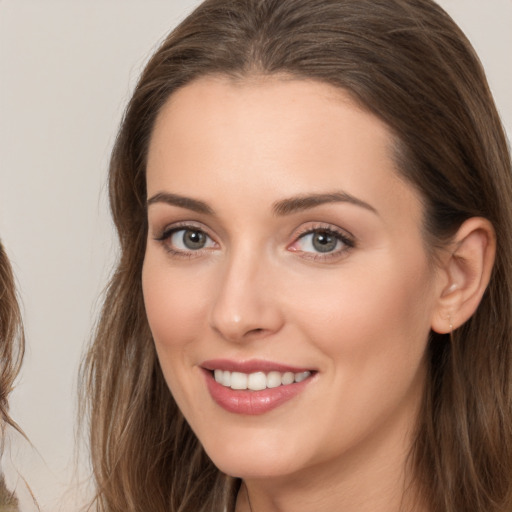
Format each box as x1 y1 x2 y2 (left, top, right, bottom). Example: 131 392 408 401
149 75 387 156
146 76 422 227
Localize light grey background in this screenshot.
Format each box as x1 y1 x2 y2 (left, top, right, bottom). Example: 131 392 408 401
0 1 510 510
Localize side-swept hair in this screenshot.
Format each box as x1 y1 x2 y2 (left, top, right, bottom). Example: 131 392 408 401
81 1 512 511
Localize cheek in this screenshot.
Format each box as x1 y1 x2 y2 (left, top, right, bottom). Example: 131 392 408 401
142 257 210 355
285 259 433 448
142 255 215 418
286 252 435 375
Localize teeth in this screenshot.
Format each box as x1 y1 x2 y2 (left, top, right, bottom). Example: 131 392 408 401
230 372 248 390
247 372 267 391
267 371 282 388
281 372 295 385
221 370 231 387
213 369 312 390
294 371 310 383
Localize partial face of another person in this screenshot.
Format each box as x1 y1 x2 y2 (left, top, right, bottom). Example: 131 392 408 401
142 77 445 481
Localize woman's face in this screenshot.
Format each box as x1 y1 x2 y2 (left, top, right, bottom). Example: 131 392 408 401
143 77 444 482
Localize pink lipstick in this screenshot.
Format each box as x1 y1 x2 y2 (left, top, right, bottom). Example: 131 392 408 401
201 359 315 415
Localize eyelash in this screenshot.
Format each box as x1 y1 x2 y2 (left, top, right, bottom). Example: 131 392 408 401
289 224 355 261
154 222 217 259
153 222 355 261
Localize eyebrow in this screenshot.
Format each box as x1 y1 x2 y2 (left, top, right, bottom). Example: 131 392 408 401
146 190 377 216
272 192 378 216
147 192 214 214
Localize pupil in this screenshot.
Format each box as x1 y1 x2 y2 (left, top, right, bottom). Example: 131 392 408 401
183 230 206 250
313 231 337 253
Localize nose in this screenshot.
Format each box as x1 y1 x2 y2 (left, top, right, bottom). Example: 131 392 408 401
209 249 284 343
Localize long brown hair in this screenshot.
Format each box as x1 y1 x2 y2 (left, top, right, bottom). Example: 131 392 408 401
80 0 512 510
0 241 24 434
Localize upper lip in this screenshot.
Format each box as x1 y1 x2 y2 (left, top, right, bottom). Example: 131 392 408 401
201 358 313 374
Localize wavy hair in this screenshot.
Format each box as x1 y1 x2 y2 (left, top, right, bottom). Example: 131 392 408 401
0 241 25 509
0 241 24 434
80 1 512 511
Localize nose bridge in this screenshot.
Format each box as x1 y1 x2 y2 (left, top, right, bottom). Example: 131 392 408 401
209 241 282 342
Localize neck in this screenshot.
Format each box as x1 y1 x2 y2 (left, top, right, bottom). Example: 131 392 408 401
237 458 426 512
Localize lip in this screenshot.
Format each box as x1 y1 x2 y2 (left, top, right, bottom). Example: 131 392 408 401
200 359 316 415
201 358 312 374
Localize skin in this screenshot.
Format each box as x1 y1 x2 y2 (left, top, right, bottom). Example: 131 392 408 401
142 76 445 512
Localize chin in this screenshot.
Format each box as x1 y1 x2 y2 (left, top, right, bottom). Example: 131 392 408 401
199 431 307 480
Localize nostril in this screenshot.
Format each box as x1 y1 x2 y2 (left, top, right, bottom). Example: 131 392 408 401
247 328 264 336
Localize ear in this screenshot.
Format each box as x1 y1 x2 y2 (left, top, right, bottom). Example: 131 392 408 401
431 217 496 334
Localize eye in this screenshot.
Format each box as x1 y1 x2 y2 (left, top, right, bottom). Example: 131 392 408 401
299 230 340 253
155 225 217 256
288 226 354 259
170 228 214 251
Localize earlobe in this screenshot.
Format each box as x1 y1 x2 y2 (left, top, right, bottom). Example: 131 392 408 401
431 217 496 334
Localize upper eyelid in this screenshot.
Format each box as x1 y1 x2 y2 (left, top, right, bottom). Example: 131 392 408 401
153 221 213 239
292 223 355 241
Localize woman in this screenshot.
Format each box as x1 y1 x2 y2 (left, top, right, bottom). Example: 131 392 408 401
81 0 512 511
0 242 25 511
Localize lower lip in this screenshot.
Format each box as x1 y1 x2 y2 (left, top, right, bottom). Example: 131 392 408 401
203 369 313 415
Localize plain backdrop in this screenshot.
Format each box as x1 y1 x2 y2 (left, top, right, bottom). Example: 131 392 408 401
0 1 511 510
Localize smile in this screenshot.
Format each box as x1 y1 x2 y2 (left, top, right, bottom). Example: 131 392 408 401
201 360 316 415
213 369 312 391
